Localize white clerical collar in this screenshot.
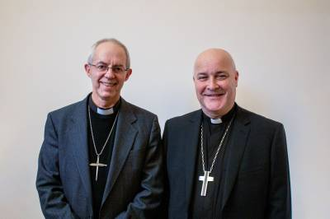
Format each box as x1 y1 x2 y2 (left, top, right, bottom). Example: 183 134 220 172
96 107 114 115
88 94 119 115
210 117 222 124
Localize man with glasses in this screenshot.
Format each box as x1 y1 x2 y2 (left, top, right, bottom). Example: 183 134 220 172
36 38 164 219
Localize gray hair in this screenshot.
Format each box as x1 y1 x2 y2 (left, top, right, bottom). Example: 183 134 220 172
87 38 131 69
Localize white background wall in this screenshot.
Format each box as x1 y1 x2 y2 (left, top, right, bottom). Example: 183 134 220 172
0 0 329 218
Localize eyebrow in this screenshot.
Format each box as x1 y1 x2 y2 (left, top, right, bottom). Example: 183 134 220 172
196 72 207 75
214 71 228 74
95 61 124 67
196 71 228 75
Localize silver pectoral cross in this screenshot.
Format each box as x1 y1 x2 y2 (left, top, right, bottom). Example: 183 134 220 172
89 155 107 181
199 170 214 196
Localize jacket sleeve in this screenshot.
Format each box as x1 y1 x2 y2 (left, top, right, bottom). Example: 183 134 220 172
36 114 78 219
267 123 292 219
116 116 164 219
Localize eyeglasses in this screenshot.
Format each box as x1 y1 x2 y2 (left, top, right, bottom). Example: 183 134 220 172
88 62 129 74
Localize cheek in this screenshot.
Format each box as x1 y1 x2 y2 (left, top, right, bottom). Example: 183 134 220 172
93 74 104 82
228 83 237 93
195 83 205 93
117 77 126 85
221 82 233 92
91 76 98 84
91 76 102 88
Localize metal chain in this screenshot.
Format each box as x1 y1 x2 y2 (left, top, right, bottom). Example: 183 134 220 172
200 115 234 173
88 107 119 156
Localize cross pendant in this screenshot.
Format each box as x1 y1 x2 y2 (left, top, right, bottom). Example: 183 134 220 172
199 170 214 196
89 155 107 181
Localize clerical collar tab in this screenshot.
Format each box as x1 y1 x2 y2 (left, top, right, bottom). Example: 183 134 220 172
97 107 114 115
210 117 222 124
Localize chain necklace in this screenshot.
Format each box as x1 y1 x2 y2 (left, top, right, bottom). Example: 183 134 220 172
199 115 234 196
88 107 119 181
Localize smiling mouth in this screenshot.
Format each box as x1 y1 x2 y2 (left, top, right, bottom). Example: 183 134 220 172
101 81 117 87
203 93 224 97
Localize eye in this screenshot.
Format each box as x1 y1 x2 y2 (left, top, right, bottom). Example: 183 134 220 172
216 73 228 80
112 66 124 73
196 73 208 81
96 64 107 71
197 76 207 81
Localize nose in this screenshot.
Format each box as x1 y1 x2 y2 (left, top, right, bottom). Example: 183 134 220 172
207 78 219 90
104 67 115 79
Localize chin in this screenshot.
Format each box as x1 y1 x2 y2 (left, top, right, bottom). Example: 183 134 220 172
205 102 224 110
96 92 113 101
204 104 227 115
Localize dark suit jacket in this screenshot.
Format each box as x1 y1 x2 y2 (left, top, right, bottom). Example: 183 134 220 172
163 105 291 219
36 96 164 219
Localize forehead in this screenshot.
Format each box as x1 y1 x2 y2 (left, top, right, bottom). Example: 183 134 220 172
194 50 235 75
93 42 126 63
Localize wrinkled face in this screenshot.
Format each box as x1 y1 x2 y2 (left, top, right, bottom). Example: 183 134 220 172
85 42 132 107
193 49 239 118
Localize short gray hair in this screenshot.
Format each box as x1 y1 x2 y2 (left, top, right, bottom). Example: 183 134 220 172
87 38 131 69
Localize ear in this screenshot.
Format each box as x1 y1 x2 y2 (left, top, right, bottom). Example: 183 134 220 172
124 69 132 81
84 63 91 77
234 71 239 87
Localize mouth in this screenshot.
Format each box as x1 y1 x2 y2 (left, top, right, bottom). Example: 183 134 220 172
100 81 117 87
203 93 224 97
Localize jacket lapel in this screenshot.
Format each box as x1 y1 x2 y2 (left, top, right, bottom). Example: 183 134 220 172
69 97 93 210
185 110 202 206
102 99 138 204
221 106 250 210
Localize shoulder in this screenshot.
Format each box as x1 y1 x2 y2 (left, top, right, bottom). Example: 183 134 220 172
49 99 85 117
237 105 284 130
121 99 157 119
121 99 161 136
41 97 87 134
165 109 201 128
120 99 159 130
46 97 87 127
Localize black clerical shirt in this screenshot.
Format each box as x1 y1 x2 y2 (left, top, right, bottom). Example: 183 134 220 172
190 105 237 219
88 96 120 219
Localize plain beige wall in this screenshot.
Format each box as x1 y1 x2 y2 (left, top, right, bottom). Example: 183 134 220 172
0 0 329 218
